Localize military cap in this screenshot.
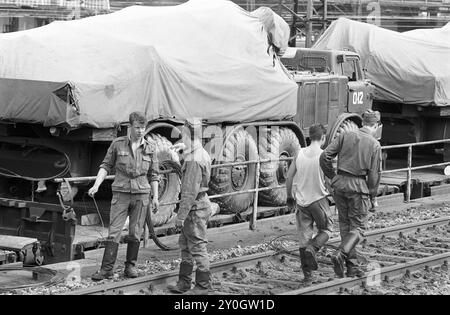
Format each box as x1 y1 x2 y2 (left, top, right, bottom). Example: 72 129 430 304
185 118 202 128
184 118 202 140
362 109 381 125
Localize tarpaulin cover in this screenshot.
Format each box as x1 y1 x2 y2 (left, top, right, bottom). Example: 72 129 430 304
0 0 297 128
251 6 290 55
313 18 450 106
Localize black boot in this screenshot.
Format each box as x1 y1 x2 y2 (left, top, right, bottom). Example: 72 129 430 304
124 241 140 278
167 262 194 293
91 241 119 281
346 248 364 277
185 270 212 295
331 231 360 278
304 232 329 271
299 248 313 283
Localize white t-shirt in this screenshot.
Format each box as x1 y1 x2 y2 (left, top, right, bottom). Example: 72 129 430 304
293 148 329 207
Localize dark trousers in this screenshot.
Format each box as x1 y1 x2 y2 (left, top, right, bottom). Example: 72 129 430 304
334 191 370 263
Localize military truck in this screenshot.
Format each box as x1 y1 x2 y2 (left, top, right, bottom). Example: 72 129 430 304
312 18 450 159
281 47 379 142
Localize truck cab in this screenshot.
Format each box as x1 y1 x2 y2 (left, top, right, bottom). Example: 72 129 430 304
281 47 374 116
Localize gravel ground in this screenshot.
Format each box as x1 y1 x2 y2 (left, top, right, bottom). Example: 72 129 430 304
343 266 450 295
2 205 450 295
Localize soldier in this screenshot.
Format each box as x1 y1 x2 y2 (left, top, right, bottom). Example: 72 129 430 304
320 110 382 278
89 111 159 281
167 120 213 294
286 124 332 283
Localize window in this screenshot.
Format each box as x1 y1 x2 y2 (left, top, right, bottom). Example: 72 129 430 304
341 58 360 82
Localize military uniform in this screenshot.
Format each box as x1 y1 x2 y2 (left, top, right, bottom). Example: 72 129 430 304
168 143 213 294
320 117 381 278
92 136 159 280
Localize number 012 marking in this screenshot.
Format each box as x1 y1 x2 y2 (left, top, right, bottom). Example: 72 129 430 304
353 91 364 105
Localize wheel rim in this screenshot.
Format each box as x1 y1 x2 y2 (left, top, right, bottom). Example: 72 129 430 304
231 155 248 190
277 151 290 185
157 166 168 200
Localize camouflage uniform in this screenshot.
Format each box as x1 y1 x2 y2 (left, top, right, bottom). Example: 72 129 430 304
92 136 159 281
168 143 213 293
100 136 159 243
320 126 381 277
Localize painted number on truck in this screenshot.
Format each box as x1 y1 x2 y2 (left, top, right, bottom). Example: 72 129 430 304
352 91 364 105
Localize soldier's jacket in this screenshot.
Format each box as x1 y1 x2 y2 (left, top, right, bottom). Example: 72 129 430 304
320 127 381 198
100 136 159 194
177 144 211 221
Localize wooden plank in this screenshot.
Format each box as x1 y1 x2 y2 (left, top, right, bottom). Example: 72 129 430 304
430 184 450 196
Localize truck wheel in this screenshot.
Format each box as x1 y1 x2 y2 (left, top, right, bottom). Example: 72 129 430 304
146 134 181 226
209 129 258 214
325 117 360 147
259 127 300 206
324 117 360 173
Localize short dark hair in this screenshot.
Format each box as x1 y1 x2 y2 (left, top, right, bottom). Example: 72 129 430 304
129 111 147 126
309 124 327 142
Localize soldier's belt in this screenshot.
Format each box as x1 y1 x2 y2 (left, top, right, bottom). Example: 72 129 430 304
337 170 366 179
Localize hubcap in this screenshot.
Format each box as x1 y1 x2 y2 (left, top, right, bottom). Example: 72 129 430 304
231 155 248 190
277 152 290 184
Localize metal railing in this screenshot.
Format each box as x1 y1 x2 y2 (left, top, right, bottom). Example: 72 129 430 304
381 139 450 203
52 138 450 229
54 156 295 230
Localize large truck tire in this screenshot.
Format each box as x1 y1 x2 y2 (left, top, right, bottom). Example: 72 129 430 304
323 115 361 175
209 129 258 214
259 127 300 206
325 115 360 148
147 134 181 226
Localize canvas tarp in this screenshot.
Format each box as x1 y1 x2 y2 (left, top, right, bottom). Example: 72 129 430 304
0 0 297 128
313 18 450 106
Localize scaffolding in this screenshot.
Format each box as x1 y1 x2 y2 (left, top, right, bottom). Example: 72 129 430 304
236 0 450 47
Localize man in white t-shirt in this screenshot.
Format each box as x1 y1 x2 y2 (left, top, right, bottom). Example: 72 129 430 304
286 124 333 282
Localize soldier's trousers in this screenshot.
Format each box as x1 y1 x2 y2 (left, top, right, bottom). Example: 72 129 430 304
179 197 212 272
108 192 149 243
334 191 371 264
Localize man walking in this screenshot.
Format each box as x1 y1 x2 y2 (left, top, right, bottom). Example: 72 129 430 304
167 120 213 294
89 111 159 280
320 110 382 278
286 124 332 283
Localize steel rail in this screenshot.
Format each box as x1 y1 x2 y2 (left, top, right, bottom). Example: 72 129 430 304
64 216 450 295
281 251 450 295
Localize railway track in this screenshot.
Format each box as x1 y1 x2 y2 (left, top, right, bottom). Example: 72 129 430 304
64 216 450 295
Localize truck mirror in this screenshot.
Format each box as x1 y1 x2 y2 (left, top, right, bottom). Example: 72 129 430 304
337 55 344 64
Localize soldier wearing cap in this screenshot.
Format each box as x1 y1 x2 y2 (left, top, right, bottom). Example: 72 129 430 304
167 120 213 294
320 110 382 278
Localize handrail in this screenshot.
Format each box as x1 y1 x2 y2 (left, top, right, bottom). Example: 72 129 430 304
52 156 294 230
381 138 450 202
47 138 450 228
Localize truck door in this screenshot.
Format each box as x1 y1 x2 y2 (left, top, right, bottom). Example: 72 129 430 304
340 56 374 114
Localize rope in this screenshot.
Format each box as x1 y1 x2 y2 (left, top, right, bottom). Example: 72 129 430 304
0 266 65 292
0 152 71 182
